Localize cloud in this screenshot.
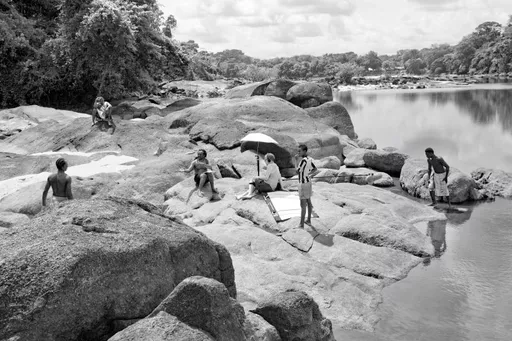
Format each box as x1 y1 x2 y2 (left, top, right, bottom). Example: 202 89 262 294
278 0 355 16
294 22 323 37
407 0 462 11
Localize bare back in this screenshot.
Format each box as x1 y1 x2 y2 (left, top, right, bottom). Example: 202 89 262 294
48 173 72 198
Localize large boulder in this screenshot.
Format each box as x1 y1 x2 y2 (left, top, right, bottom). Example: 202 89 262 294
252 290 335 341
400 158 479 203
286 83 333 108
314 156 342 170
166 96 344 168
344 148 366 167
149 276 246 341
0 211 30 228
225 81 272 99
244 312 282 341
0 198 235 341
305 102 356 138
363 149 409 176
471 168 512 198
108 312 214 341
357 137 377 150
264 79 297 99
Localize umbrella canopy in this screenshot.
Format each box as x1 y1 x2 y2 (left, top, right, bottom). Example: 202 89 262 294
240 133 279 145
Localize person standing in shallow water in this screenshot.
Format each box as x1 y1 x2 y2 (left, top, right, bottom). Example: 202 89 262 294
294 144 319 229
425 147 451 209
42 158 73 206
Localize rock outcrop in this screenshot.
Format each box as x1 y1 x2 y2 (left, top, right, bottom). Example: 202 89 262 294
305 102 356 138
166 96 344 168
109 311 215 341
164 176 445 331
400 158 482 203
225 81 272 99
344 148 366 167
363 149 409 176
264 79 297 99
0 198 235 341
252 290 335 341
149 276 246 341
286 83 333 108
471 168 512 198
357 137 377 149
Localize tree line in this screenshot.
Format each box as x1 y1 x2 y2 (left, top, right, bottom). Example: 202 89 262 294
184 17 512 83
1 0 511 109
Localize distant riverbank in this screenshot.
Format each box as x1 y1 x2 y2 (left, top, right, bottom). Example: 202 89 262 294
336 73 512 91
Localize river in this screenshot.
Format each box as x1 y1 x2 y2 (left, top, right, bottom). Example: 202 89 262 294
333 85 512 341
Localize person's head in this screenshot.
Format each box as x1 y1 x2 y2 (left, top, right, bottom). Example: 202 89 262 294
95 97 105 106
56 158 68 172
197 149 207 159
298 144 308 157
425 147 434 158
265 153 275 163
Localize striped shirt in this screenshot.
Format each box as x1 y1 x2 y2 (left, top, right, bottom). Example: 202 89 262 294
297 157 316 183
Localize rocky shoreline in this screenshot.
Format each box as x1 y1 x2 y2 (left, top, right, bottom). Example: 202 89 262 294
335 73 512 92
1 79 510 341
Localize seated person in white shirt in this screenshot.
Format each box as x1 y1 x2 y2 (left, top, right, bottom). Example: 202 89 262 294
236 153 285 200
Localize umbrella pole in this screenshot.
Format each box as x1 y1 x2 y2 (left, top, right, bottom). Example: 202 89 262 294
256 142 260 176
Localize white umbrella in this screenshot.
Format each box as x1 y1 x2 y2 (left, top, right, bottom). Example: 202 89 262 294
240 133 279 176
240 133 279 145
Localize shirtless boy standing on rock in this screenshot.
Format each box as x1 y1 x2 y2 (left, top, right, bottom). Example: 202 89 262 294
42 158 73 206
425 147 451 209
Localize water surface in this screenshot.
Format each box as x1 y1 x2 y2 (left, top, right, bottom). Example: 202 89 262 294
333 85 512 341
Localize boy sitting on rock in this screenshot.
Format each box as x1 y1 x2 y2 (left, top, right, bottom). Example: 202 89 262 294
92 97 116 134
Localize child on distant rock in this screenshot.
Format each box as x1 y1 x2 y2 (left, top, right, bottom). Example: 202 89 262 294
92 96 116 134
425 147 451 209
42 158 73 206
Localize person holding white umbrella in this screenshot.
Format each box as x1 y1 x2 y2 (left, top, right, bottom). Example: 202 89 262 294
236 153 285 200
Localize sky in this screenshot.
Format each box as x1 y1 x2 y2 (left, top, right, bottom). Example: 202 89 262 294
159 0 512 59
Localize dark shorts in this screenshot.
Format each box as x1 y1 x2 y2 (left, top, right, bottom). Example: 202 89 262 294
194 173 210 187
253 178 273 193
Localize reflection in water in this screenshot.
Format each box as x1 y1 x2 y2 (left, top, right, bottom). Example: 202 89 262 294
333 85 512 174
427 220 446 258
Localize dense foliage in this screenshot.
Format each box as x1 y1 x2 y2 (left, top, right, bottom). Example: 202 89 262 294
0 0 187 108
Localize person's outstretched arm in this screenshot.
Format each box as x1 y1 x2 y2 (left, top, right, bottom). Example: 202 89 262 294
180 161 195 173
66 176 74 200
42 177 51 206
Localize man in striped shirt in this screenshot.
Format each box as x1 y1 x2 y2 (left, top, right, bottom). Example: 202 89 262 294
295 144 319 228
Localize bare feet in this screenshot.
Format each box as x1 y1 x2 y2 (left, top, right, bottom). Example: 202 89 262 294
427 203 436 206
197 191 204 198
297 225 304 229
305 220 312 225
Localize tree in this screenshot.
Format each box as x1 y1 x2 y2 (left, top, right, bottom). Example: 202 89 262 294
356 51 382 70
405 58 426 75
163 14 177 38
336 62 362 84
